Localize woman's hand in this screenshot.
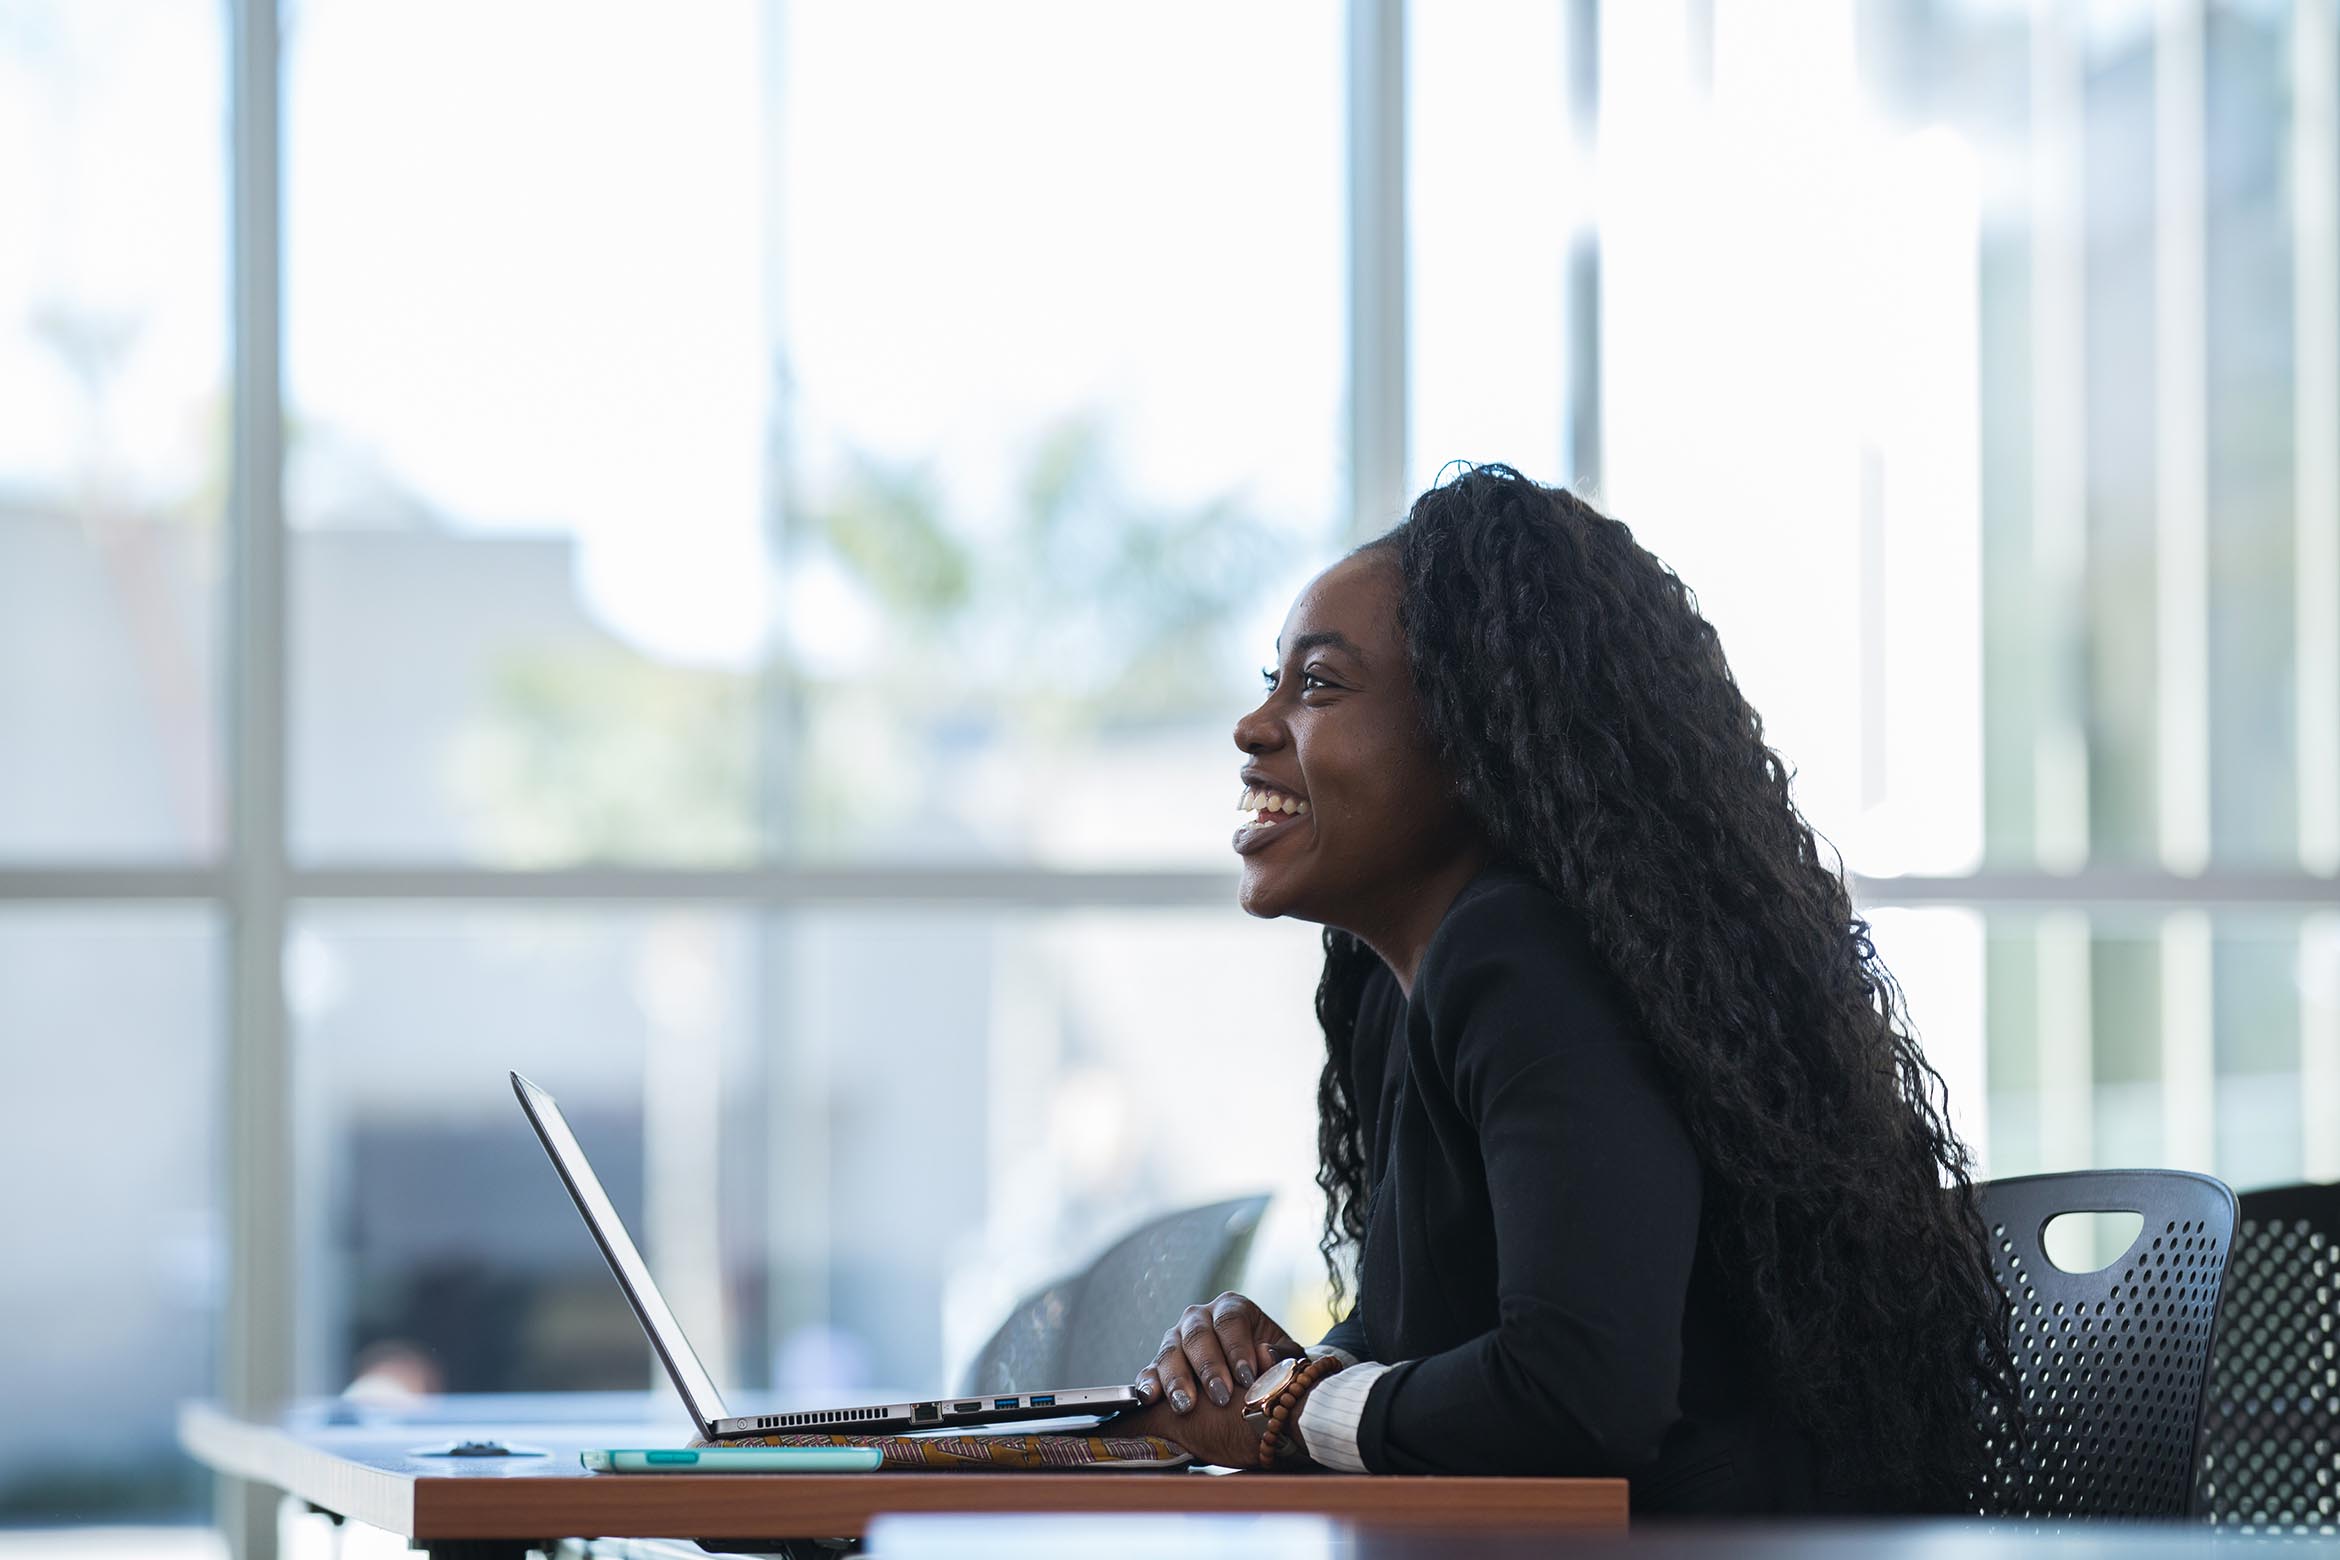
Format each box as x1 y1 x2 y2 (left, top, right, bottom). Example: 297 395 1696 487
1133 1291 1306 1415
1104 1390 1270 1469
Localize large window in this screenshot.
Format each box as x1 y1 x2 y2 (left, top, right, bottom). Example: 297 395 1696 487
0 0 225 861
291 904 1331 1404
0 0 228 1533
4 0 2337 1545
283 0 1342 869
0 911 220 1523
272 0 1345 1416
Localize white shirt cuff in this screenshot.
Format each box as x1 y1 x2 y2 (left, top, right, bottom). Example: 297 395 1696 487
1294 1358 1395 1473
1305 1342 1360 1368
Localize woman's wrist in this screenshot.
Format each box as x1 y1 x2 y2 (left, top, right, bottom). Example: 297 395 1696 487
1274 1411 1315 1465
1245 1352 1345 1466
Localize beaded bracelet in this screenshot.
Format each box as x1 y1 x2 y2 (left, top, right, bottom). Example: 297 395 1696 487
1256 1353 1345 1466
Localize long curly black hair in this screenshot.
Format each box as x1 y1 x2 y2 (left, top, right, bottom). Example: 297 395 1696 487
1310 463 2021 1513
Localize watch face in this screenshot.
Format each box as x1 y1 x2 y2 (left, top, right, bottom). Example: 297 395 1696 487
1243 1354 1300 1410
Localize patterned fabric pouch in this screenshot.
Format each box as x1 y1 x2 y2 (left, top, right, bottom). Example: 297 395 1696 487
693 1430 1192 1471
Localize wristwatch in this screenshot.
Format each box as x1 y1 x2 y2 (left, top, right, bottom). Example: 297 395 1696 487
1239 1356 1301 1437
1240 1352 1343 1465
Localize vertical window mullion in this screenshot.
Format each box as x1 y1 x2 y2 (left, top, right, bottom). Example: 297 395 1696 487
2298 0 2340 877
2294 0 2340 1179
1563 0 1602 495
2155 0 2211 878
223 0 293 1556
2031 2 2090 876
2152 0 2215 1174
1347 0 1407 542
2029 4 2095 1176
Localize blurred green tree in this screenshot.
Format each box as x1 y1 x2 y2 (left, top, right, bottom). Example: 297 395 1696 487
798 412 1283 737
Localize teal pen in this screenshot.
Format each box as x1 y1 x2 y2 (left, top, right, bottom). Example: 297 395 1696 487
581 1447 884 1474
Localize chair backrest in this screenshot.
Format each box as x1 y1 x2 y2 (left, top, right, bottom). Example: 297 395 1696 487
1972 1169 2238 1519
959 1193 1271 1397
955 1279 1079 1399
1055 1192 1271 1388
2195 1179 2340 1531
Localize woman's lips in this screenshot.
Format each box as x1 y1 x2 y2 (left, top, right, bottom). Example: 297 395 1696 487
1232 809 1311 856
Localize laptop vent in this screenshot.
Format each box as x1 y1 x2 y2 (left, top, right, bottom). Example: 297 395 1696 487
756 1407 888 1430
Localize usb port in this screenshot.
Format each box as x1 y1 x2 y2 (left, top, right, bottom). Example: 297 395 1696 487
1030 1394 1055 1407
994 1398 1016 1410
954 1401 981 1413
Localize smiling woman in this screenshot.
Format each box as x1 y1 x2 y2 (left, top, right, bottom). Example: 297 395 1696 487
1226 567 1499 999
1111 463 2023 1515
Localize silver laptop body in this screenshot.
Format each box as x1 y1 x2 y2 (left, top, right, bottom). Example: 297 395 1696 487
511 1070 1141 1438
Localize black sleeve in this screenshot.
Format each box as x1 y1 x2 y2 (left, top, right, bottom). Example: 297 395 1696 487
1356 890 1702 1477
1316 1313 1371 1358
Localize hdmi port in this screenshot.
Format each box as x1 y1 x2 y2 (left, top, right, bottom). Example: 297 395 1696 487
953 1401 981 1413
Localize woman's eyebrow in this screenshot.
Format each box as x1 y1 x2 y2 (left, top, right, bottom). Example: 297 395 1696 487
1273 629 1369 669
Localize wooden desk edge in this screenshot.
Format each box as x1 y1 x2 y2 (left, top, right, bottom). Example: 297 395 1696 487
176 1406 1627 1541
422 1471 1628 1540
178 1403 417 1534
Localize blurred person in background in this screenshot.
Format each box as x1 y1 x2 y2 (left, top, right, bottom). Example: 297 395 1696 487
1112 463 2020 1515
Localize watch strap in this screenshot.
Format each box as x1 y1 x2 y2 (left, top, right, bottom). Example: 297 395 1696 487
1255 1352 1345 1466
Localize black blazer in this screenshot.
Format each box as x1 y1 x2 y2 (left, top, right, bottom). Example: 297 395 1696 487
1315 856 1821 1514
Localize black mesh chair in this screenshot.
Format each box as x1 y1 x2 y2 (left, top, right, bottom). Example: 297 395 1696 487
2196 1180 2340 1531
958 1193 1271 1396
1972 1169 2238 1518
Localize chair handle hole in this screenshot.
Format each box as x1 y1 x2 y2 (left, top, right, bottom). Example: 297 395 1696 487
2041 1209 2145 1274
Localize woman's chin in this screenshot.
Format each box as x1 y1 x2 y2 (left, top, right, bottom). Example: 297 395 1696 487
1237 864 1310 922
1236 867 1285 919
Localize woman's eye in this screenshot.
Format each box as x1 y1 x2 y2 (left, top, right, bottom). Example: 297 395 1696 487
1259 669 1331 694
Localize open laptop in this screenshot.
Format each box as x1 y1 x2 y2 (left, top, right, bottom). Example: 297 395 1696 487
511 1070 1142 1438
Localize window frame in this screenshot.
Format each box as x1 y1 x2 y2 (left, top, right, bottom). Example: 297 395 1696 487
4 4 2338 1556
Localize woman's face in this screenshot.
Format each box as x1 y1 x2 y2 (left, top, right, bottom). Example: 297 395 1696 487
1230 550 1479 929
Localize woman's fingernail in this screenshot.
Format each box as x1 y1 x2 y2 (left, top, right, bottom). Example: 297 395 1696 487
1171 1389 1192 1413
1208 1379 1231 1407
1234 1362 1254 1387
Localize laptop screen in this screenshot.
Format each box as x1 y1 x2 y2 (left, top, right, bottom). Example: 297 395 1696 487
510 1071 729 1435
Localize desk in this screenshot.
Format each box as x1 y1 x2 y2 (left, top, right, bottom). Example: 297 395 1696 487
179 1398 1627 1559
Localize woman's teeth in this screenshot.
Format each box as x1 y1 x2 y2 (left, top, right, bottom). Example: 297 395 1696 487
1237 788 1309 821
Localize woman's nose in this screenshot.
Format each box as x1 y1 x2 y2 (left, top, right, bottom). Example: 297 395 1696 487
1233 702 1281 753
